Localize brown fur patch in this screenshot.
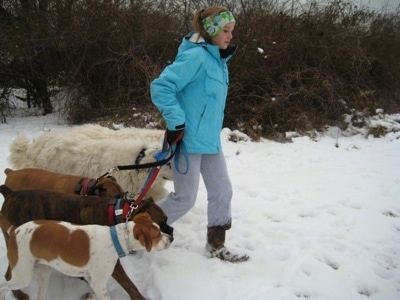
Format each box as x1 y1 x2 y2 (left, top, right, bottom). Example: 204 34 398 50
133 213 162 252
30 220 90 267
8 230 19 269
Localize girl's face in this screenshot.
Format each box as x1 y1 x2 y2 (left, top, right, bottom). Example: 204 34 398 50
211 23 235 49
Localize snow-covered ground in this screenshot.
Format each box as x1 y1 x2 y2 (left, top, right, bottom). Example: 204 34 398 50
0 98 399 299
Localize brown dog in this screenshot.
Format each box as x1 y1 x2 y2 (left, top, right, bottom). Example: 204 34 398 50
4 167 125 198
0 185 174 300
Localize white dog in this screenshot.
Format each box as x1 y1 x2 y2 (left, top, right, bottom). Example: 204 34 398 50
0 212 172 300
67 124 165 143
8 129 172 201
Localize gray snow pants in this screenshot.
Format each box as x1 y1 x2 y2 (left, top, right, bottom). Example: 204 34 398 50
158 151 232 227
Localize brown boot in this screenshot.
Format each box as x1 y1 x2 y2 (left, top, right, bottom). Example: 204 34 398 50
205 222 249 263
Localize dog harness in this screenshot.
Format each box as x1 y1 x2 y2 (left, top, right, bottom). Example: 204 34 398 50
107 198 132 226
74 178 96 195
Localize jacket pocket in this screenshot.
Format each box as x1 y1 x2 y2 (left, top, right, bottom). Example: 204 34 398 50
205 70 227 99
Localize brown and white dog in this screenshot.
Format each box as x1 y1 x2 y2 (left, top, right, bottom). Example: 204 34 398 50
4 168 125 198
0 184 173 300
0 212 173 300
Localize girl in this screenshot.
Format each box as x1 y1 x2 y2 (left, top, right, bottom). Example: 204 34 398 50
151 6 248 263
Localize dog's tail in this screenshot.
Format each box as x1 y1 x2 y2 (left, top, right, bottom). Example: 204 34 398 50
0 184 14 198
8 135 31 169
0 213 16 237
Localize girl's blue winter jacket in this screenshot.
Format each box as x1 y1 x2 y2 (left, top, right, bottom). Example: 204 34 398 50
150 32 235 154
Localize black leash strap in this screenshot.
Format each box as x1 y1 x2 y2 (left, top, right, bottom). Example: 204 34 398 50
97 143 178 180
115 146 176 170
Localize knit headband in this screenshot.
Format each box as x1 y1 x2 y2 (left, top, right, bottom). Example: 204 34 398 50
201 11 236 37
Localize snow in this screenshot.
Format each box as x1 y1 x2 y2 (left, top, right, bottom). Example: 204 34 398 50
0 101 400 300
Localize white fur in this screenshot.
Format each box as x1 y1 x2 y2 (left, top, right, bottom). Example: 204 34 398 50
0 220 172 300
67 124 165 143
8 129 172 201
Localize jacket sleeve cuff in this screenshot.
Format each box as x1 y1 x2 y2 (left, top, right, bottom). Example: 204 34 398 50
174 123 185 130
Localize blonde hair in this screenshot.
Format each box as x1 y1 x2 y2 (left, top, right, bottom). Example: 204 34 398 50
193 6 231 41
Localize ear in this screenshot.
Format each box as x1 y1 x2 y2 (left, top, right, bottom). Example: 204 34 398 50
133 212 152 223
146 197 155 203
135 228 153 252
143 231 153 252
106 175 117 181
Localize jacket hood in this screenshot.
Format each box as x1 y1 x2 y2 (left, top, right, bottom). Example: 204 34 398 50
178 32 236 62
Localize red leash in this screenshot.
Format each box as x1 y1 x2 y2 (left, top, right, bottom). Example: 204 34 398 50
131 134 174 207
107 166 161 225
132 166 161 206
107 133 182 225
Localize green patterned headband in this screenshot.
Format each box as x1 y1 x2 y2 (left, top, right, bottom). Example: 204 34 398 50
201 11 236 37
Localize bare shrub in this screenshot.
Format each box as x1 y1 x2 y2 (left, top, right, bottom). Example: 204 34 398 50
225 0 400 139
1 0 399 139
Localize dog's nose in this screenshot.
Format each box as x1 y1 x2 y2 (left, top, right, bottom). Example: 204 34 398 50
169 235 174 243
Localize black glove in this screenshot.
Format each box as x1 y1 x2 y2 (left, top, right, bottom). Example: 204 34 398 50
166 127 184 145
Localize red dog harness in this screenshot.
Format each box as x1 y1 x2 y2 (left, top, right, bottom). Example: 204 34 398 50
107 198 132 226
74 178 96 195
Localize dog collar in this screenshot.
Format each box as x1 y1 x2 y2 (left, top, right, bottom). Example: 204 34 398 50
110 226 126 258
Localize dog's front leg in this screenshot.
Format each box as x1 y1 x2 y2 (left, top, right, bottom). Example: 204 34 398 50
2 220 29 300
112 260 145 300
33 264 51 300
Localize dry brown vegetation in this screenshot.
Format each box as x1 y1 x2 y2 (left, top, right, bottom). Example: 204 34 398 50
1 0 399 140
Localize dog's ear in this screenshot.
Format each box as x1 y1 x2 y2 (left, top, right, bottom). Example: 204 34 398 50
133 212 160 252
132 212 152 223
134 226 153 252
106 175 117 181
145 197 155 203
133 212 153 252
